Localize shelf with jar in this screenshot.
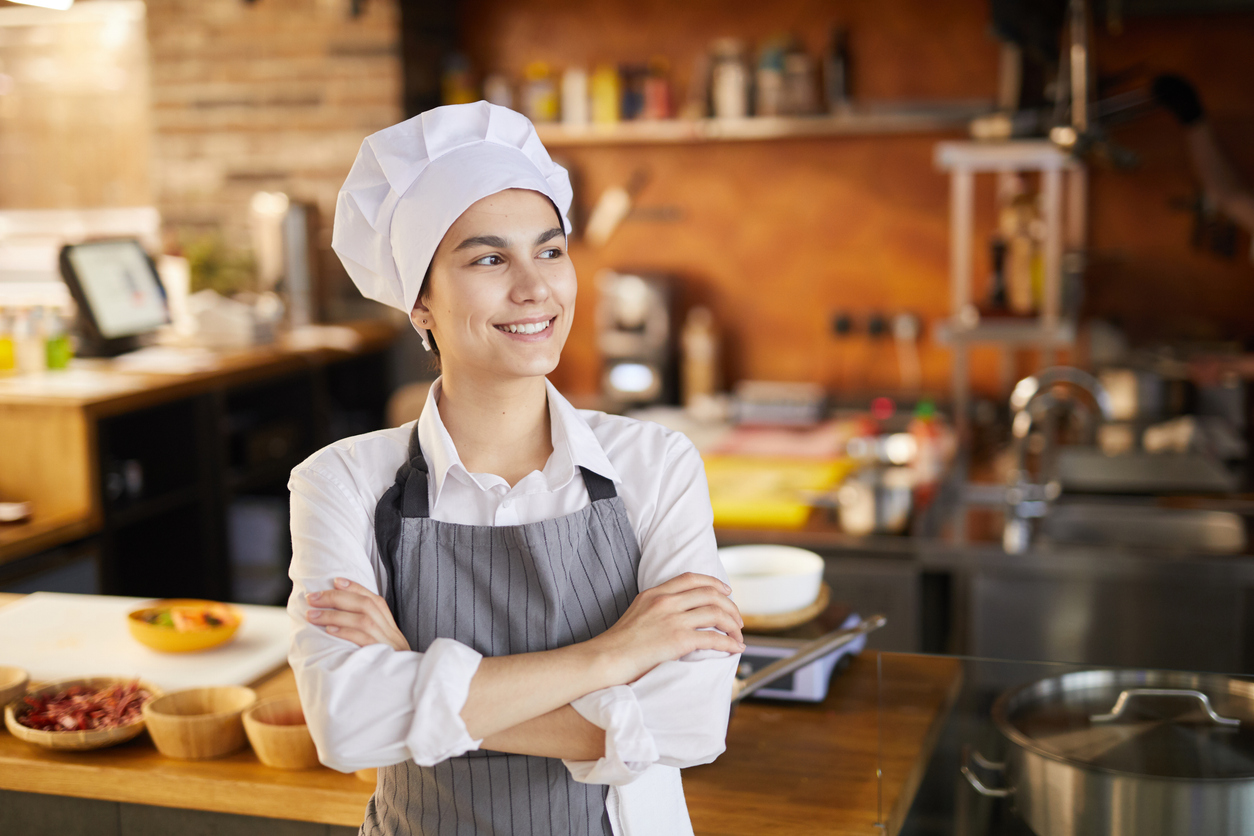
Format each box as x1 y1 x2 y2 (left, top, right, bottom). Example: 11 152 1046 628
932 139 1087 439
442 29 994 147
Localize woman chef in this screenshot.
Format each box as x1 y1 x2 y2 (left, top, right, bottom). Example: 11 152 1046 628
287 101 744 836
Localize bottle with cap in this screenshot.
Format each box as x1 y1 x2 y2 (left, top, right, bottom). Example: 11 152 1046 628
522 62 558 123
44 306 73 370
560 67 589 126
0 308 15 375
590 64 620 125
642 57 672 120
710 38 749 120
14 307 46 375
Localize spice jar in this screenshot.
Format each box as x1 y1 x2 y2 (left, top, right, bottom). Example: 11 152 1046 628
710 38 749 120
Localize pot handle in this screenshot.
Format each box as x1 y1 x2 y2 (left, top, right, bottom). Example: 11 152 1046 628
961 745 1014 799
1090 688 1241 727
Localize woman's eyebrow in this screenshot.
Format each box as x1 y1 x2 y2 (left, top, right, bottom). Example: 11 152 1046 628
454 234 508 252
534 227 564 246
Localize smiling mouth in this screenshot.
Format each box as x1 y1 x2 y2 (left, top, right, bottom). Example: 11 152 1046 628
495 317 556 335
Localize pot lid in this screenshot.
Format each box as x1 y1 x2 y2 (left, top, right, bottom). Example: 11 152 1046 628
995 669 1254 780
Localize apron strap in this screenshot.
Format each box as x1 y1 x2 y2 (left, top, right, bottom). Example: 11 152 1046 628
579 466 618 502
374 423 428 615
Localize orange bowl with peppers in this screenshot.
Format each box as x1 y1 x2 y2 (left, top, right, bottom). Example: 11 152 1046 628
127 599 243 653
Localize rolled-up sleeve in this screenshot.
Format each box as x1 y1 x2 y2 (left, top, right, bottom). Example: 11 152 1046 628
564 436 738 784
288 463 483 772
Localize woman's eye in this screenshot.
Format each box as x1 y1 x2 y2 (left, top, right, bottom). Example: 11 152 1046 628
474 254 504 266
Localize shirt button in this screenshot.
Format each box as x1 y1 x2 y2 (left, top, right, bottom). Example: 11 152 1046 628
501 499 513 509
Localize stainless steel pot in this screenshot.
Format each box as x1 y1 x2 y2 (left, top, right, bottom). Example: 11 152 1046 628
963 668 1254 836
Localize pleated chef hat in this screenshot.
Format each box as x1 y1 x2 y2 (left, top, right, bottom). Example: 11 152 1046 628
332 101 573 349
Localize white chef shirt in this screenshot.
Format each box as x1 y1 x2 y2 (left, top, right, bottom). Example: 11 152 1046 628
287 377 739 836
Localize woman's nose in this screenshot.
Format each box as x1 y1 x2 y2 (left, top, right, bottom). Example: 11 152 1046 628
509 260 552 304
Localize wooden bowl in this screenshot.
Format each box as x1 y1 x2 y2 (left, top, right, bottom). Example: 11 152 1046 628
127 599 243 653
243 694 320 770
143 686 256 759
0 666 29 711
4 677 160 751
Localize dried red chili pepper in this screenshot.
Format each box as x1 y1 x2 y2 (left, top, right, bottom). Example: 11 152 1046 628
20 680 151 732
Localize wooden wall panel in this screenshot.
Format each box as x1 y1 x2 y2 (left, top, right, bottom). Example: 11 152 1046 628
145 0 403 316
0 3 152 209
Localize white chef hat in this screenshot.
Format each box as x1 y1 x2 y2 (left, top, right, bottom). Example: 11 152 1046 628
332 101 573 350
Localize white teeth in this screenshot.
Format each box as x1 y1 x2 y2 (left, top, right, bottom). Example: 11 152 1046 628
501 319 551 335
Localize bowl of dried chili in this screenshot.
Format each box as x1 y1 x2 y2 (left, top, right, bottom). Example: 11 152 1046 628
5 677 161 750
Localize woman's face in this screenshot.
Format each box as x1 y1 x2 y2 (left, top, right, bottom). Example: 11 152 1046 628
415 189 575 382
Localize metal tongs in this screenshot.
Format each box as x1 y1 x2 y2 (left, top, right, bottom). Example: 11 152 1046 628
731 614 887 702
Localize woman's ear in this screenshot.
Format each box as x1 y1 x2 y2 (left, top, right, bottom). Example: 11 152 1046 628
409 298 432 333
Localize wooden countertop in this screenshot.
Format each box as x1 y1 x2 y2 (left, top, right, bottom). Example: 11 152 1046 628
0 320 399 565
0 590 961 834
0 319 398 416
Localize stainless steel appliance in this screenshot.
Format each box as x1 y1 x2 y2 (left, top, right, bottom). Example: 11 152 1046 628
963 668 1254 836
595 269 676 407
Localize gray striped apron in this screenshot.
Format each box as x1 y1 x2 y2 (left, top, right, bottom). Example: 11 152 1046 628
362 424 641 836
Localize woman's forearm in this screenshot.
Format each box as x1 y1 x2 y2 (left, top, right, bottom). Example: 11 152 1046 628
460 642 615 741
480 705 605 760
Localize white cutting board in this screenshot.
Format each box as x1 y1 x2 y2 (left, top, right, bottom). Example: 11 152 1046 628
0 592 292 691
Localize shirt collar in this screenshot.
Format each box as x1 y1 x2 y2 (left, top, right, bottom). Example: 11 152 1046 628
416 376 620 503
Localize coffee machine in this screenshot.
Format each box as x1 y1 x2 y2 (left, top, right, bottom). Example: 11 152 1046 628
595 270 677 407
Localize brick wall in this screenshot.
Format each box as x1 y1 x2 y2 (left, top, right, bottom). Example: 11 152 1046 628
145 0 403 315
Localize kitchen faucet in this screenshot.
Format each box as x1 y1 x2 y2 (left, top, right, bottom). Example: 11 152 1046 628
1003 367 1113 553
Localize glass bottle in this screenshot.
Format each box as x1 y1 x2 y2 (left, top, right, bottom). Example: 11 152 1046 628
0 308 15 375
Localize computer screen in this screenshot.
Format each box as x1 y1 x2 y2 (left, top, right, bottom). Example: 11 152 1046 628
64 240 169 340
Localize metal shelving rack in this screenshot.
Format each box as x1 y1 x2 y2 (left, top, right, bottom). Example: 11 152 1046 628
933 140 1087 438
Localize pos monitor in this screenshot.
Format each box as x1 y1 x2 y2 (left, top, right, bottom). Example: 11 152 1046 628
59 239 170 357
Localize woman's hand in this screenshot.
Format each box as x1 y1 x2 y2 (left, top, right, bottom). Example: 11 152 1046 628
306 578 410 652
590 572 745 686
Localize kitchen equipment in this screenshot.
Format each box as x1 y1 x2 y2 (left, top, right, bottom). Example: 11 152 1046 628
5 676 162 751
963 668 1254 836
144 686 256 760
732 380 826 427
595 270 676 407
0 665 29 707
741 582 830 633
732 614 886 702
835 466 915 536
0 592 292 692
127 599 243 653
249 191 316 328
243 694 320 770
58 239 170 357
738 612 869 702
717 544 825 616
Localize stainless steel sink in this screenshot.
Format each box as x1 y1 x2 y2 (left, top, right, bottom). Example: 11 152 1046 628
1056 449 1239 494
1039 503 1248 553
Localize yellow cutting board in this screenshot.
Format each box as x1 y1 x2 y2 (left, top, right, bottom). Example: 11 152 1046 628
704 455 855 529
